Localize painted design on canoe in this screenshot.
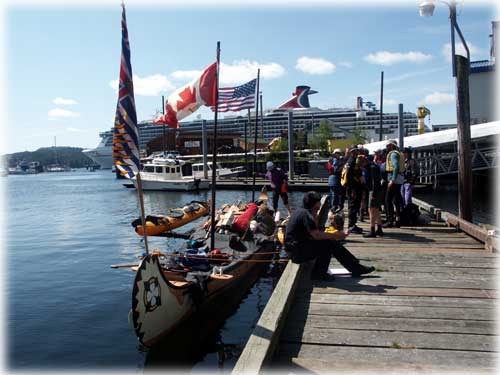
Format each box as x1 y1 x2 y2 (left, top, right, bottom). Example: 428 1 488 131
132 255 193 346
143 277 161 312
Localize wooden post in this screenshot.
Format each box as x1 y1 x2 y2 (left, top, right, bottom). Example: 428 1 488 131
378 71 384 141
455 55 472 222
202 120 208 179
287 111 294 180
398 103 404 150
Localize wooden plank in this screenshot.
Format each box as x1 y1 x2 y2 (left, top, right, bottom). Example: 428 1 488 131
303 293 498 308
284 314 495 335
275 344 497 370
285 356 493 374
297 286 497 299
289 302 494 321
231 260 305 375
345 242 485 249
299 275 496 289
280 327 495 352
369 265 498 274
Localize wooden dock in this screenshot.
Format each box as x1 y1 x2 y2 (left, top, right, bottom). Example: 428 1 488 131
233 205 498 374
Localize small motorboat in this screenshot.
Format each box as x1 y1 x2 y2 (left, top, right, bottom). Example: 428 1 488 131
132 201 210 236
125 156 209 191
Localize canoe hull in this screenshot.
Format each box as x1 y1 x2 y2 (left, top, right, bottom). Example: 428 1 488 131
132 244 274 348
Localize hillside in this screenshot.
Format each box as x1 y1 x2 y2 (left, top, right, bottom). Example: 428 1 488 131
4 147 95 169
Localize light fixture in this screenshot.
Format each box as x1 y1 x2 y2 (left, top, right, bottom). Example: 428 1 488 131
419 0 436 17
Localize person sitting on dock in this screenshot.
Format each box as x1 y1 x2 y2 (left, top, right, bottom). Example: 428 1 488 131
284 191 375 281
264 161 292 216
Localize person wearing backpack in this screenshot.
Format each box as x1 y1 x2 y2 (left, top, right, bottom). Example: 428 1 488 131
383 140 405 228
341 147 364 234
326 148 344 211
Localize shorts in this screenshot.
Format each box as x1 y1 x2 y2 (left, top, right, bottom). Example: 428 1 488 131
368 190 383 208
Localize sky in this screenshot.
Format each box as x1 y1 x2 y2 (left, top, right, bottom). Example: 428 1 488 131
1 0 497 154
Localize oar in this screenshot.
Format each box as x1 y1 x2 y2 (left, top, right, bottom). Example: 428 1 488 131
110 263 139 268
258 186 268 201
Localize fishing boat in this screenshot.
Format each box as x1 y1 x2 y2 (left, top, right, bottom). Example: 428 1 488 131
129 200 278 347
132 200 210 236
124 156 209 191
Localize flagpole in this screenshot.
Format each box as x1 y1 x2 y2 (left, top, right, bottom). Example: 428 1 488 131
251 69 260 201
260 91 264 140
161 95 166 154
210 41 221 251
135 174 150 254
245 109 249 178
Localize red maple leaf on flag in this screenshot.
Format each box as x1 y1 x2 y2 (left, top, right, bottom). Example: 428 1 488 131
175 85 197 112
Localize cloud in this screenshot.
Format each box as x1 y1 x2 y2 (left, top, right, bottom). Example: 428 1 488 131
383 67 448 84
338 61 353 68
441 42 485 62
220 60 285 84
364 51 432 66
67 127 85 133
48 108 80 119
421 91 455 105
170 70 202 81
295 56 336 75
53 97 77 105
109 74 175 96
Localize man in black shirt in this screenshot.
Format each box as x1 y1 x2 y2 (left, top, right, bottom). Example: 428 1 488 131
285 191 375 280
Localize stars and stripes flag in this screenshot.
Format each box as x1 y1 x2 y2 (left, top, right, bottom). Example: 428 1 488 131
213 79 257 112
113 3 141 179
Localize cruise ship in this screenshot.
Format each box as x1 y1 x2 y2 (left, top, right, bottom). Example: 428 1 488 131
84 87 418 168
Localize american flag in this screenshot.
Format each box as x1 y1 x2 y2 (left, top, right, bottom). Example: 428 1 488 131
214 79 257 112
113 3 141 179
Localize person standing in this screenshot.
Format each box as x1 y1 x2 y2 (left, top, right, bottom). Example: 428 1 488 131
284 191 375 281
401 147 419 208
341 147 364 234
326 148 343 211
264 161 291 215
384 140 405 228
363 154 384 237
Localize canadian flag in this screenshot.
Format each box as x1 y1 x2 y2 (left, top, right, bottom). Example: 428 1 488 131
154 62 217 129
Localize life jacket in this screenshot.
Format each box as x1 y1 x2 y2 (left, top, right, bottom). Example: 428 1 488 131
386 150 406 173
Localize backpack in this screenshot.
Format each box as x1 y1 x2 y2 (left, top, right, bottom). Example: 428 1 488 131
340 163 351 187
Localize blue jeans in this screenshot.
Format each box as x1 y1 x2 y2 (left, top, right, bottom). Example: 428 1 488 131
328 175 341 209
401 182 413 208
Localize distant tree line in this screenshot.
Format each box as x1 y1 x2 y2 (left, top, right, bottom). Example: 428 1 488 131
4 147 94 168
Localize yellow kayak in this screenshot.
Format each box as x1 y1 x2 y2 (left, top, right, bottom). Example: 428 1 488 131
132 201 209 236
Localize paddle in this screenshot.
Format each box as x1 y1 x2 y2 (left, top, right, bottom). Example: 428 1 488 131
258 186 268 201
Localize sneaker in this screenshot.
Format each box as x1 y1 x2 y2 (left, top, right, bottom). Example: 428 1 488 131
382 222 393 228
376 227 384 236
363 231 376 238
352 265 375 277
394 220 401 228
311 273 336 281
349 225 363 234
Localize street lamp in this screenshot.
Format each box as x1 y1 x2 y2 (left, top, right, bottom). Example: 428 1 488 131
419 0 470 77
419 0 473 221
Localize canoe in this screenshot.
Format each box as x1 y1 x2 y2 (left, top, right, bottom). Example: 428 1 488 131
132 201 209 236
130 202 277 348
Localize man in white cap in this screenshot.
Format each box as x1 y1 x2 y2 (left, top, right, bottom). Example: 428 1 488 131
384 139 405 227
265 161 292 215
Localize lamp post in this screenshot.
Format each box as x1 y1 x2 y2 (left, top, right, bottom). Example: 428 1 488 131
419 0 472 221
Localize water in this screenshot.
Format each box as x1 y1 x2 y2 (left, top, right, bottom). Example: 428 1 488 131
5 170 296 372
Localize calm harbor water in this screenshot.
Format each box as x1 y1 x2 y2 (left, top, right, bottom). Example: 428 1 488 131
5 170 299 372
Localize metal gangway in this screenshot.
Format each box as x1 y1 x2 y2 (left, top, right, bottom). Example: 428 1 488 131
364 121 499 184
